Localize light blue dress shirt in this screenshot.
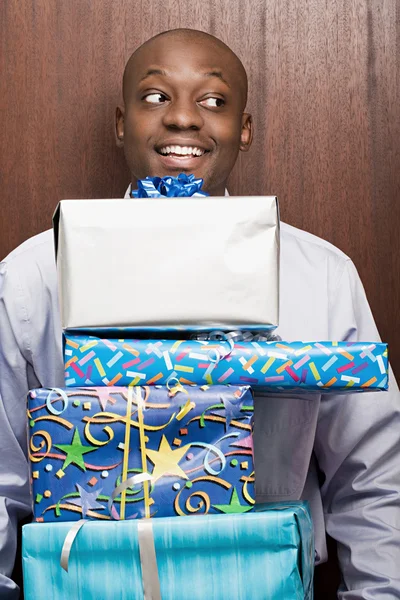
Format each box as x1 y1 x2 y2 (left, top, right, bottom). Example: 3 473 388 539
0 204 399 598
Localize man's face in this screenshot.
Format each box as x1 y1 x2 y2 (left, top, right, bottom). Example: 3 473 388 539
116 36 252 195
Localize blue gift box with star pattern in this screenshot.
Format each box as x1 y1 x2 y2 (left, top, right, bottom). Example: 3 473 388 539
27 385 255 522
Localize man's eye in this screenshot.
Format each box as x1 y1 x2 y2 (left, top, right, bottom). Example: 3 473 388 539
199 97 225 108
143 93 168 104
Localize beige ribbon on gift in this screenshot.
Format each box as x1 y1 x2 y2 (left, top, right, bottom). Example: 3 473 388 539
138 521 162 600
60 516 162 599
61 386 161 598
60 471 153 573
108 472 153 520
134 386 152 519
111 385 152 519
60 519 86 572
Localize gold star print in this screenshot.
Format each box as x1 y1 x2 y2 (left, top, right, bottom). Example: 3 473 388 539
145 435 190 482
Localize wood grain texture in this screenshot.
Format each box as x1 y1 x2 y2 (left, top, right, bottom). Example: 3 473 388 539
0 2 399 596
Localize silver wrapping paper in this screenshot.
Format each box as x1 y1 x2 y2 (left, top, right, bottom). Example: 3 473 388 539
54 197 279 331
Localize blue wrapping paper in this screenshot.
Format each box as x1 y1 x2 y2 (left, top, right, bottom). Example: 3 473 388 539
64 334 389 392
22 503 313 600
28 386 255 522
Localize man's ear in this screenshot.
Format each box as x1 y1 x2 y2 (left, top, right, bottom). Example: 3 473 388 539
115 105 125 148
239 113 253 152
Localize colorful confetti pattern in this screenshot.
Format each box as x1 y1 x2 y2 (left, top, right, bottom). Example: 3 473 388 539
27 386 255 522
64 335 389 393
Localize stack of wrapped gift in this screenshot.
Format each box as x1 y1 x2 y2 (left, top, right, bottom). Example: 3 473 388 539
23 175 388 600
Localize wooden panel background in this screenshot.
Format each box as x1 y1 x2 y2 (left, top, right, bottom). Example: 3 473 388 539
0 1 399 597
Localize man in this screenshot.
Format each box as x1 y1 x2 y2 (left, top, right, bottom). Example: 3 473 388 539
0 29 399 599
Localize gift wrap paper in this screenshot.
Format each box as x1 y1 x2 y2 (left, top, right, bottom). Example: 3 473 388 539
28 386 255 522
54 196 279 331
64 334 389 392
22 503 313 600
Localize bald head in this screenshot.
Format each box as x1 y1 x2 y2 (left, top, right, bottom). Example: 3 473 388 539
116 28 253 196
123 29 248 110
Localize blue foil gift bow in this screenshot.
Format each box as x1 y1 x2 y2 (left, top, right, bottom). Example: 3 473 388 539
130 174 209 198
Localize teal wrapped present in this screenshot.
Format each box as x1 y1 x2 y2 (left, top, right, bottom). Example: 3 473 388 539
22 503 314 600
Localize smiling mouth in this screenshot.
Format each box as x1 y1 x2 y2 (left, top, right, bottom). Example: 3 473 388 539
156 144 209 159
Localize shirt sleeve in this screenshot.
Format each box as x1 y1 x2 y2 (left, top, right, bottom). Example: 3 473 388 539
314 258 400 598
0 261 35 600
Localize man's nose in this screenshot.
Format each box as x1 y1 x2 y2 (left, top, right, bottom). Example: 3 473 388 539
162 98 204 130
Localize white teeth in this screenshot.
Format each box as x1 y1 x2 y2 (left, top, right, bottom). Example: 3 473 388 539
159 145 205 157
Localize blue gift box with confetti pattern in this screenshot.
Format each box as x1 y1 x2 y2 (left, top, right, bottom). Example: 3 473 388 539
22 502 313 600
63 334 388 393
27 385 255 522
